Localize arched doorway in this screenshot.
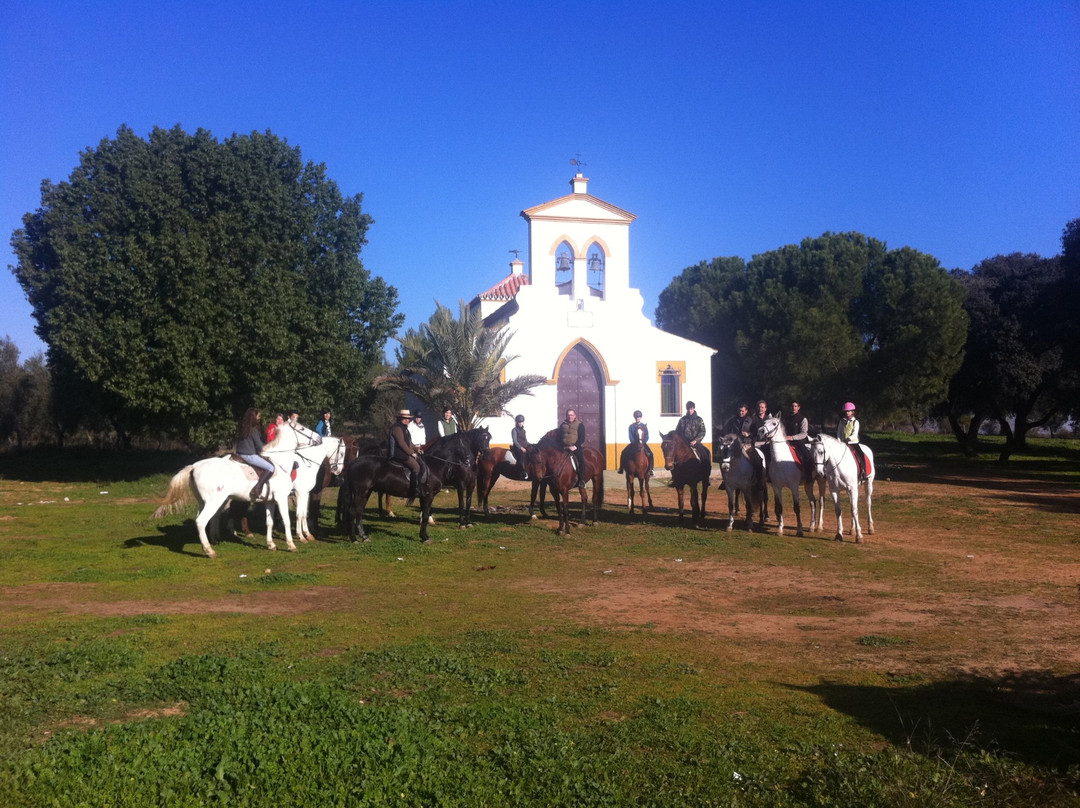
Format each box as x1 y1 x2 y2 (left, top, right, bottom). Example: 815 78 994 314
556 343 605 459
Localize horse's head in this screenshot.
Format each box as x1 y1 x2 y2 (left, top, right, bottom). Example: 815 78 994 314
329 438 346 476
473 426 491 454
633 424 646 443
757 417 783 442
524 444 547 477
811 435 827 476
659 431 680 470
718 433 738 471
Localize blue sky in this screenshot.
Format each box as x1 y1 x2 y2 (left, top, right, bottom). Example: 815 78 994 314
2 1 1077 360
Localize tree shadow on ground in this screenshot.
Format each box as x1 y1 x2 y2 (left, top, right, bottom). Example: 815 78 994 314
791 670 1080 774
0 448 200 483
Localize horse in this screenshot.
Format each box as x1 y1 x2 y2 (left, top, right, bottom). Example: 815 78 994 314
621 424 653 516
717 433 766 532
811 433 876 542
425 427 490 527
340 428 486 544
523 442 605 535
266 426 346 543
154 450 299 559
476 446 529 516
756 415 820 538
659 431 711 528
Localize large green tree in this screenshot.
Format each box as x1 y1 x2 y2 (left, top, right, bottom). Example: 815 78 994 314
656 233 967 429
947 248 1076 460
11 125 402 447
375 301 546 431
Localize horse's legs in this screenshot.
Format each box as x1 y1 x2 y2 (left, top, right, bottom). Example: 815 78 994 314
864 478 874 537
830 488 844 542
675 485 686 524
626 473 634 513
351 488 373 542
271 491 297 552
419 493 433 543
644 476 653 508
848 484 863 542
194 497 226 558
789 484 804 538
578 483 589 525
772 486 785 535
293 491 310 543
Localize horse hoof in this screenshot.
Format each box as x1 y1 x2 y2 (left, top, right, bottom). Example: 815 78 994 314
796 530 804 538
422 538 432 545
206 549 218 559
834 534 843 542
855 536 864 544
530 514 538 521
287 546 297 553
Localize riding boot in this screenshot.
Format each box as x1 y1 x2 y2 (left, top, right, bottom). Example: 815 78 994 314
577 475 586 489
250 469 273 502
408 470 420 500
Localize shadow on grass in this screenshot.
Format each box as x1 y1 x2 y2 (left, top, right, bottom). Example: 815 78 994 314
122 524 214 558
793 670 1080 774
0 447 200 483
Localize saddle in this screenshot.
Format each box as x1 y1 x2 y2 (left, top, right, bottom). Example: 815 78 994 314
847 446 870 481
229 455 298 481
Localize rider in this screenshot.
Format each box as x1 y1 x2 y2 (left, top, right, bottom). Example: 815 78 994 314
676 401 706 452
438 406 458 437
389 409 422 500
265 412 285 444
510 414 529 480
750 399 772 480
618 410 654 476
236 407 274 502
408 411 427 447
783 400 812 481
560 408 587 489
723 403 754 443
837 401 867 482
315 408 333 438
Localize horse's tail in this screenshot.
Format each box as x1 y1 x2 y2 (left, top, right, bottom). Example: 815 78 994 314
594 468 604 509
152 465 196 519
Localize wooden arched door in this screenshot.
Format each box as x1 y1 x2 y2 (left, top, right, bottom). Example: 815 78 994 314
556 343 605 459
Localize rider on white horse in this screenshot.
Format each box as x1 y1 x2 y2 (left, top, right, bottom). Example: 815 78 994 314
838 402 867 482
782 400 813 483
236 407 274 501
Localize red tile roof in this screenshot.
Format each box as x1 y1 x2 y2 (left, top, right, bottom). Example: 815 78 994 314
477 271 530 301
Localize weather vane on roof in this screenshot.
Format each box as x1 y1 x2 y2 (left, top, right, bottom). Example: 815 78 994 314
570 154 586 172
509 249 521 259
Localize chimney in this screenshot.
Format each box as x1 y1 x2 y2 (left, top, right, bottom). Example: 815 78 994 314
571 174 589 194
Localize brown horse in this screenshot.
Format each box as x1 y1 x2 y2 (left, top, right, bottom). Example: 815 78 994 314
476 446 530 516
620 424 653 516
523 442 604 535
660 431 711 528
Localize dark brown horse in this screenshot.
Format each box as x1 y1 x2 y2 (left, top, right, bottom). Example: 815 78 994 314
523 442 604 535
340 429 483 544
621 424 653 516
660 431 711 528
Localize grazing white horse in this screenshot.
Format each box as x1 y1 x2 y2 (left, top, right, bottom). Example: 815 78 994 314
718 433 766 532
811 433 876 542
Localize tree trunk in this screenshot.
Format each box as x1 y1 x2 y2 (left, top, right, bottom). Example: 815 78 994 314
997 416 1015 463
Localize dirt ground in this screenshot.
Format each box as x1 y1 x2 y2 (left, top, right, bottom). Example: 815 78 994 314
4 470 1079 679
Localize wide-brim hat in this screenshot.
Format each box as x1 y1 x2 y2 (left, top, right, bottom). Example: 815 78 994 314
397 409 413 418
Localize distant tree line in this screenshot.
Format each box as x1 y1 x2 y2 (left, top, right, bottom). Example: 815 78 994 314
656 222 1080 461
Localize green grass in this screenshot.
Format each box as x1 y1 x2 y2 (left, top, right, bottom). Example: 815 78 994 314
0 436 1078 806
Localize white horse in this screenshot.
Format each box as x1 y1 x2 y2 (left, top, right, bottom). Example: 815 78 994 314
153 425 341 558
717 433 766 532
265 425 345 543
757 416 824 537
811 433 875 542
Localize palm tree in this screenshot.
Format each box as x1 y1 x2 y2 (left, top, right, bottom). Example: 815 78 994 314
374 301 546 430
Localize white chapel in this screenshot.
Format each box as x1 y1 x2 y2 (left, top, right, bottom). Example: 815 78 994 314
471 173 716 468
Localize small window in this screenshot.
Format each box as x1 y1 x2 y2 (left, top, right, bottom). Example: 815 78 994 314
659 365 681 415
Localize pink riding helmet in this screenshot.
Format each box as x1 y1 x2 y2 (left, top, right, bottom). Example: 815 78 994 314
843 402 856 411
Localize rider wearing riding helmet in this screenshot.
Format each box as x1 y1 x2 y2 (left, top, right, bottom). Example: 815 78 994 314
838 401 868 482
510 414 529 480
236 407 274 502
618 410 654 476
